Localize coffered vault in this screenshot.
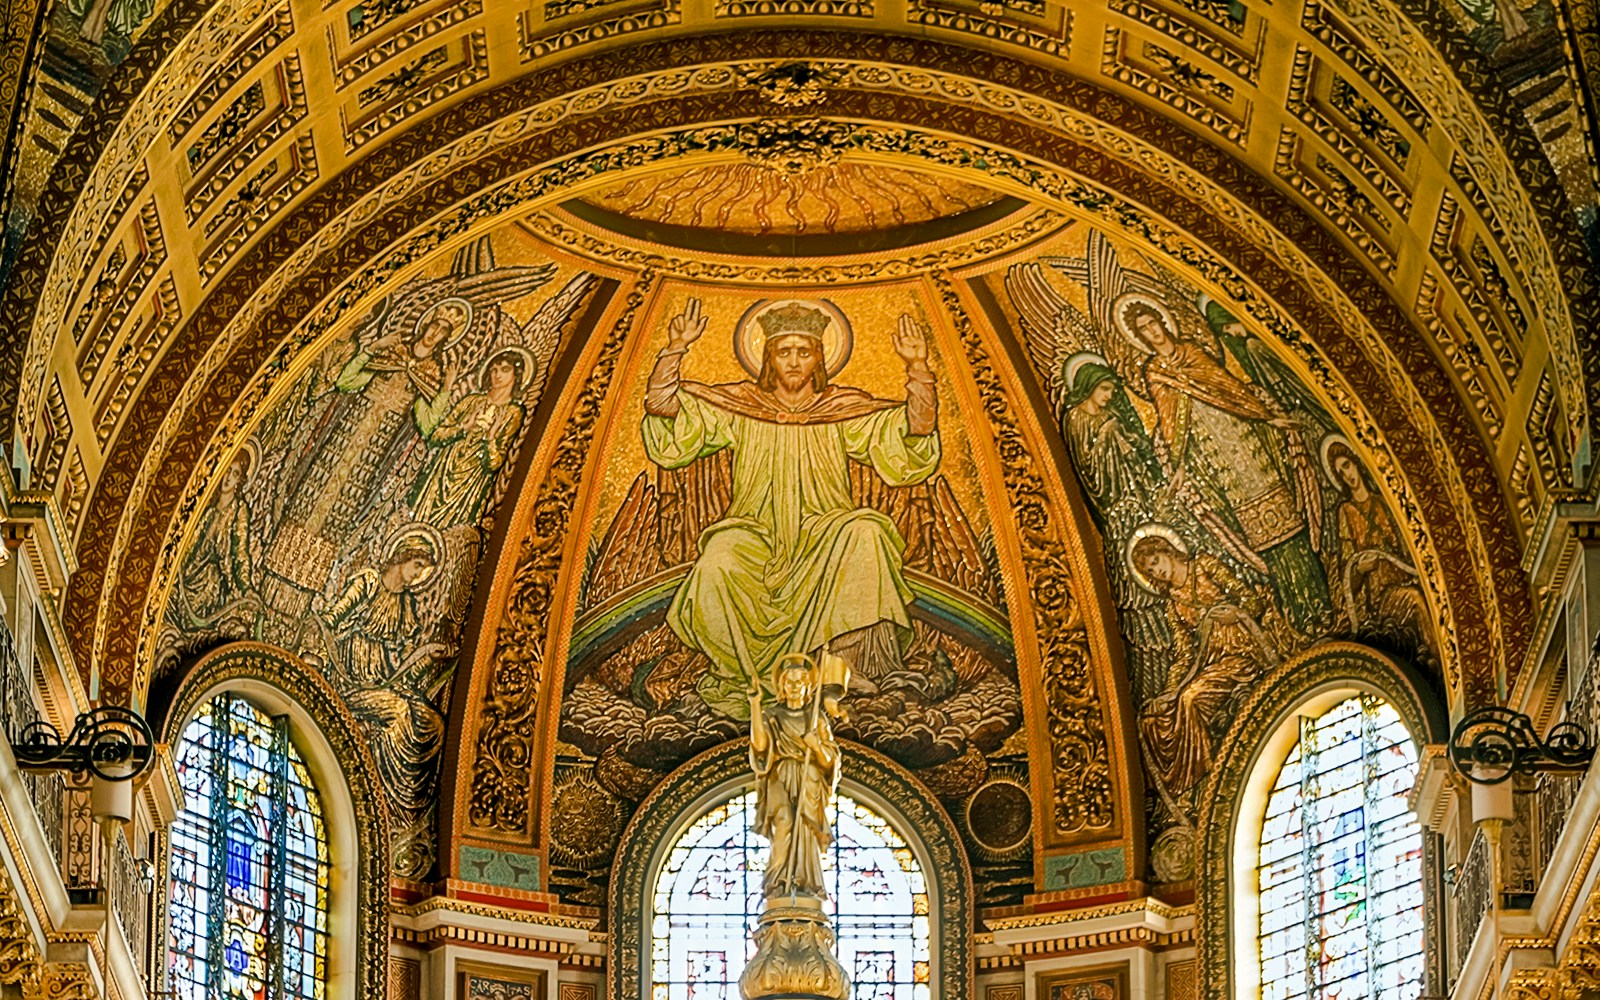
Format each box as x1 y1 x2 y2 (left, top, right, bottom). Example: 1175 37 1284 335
0 0 1595 994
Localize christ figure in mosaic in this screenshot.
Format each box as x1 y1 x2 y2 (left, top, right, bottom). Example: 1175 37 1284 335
641 298 941 720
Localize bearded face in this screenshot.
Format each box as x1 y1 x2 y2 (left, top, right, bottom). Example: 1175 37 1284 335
762 334 824 395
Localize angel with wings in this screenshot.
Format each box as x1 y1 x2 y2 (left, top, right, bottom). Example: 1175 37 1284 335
640 297 941 721
259 243 554 576
1007 235 1333 637
409 346 531 529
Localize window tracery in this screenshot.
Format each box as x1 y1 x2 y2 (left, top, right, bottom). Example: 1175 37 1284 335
651 789 930 999
1256 694 1423 1000
169 693 331 1000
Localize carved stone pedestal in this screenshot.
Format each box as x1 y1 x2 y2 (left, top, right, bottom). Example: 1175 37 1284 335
738 897 850 1000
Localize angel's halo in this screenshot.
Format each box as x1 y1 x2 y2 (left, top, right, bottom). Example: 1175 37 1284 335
1111 292 1179 355
416 297 475 353
1320 434 1363 488
382 521 447 590
1063 351 1112 391
1126 521 1188 593
479 344 539 396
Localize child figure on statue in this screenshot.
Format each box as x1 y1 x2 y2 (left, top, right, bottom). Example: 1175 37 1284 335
747 652 849 900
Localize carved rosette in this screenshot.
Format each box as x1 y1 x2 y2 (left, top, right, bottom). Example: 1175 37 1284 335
739 904 850 1000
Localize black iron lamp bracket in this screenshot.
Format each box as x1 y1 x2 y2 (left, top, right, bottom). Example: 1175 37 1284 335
1448 706 1594 784
11 706 155 784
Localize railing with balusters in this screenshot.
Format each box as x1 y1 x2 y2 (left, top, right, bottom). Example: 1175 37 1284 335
1451 828 1492 981
110 826 151 988
1447 633 1600 988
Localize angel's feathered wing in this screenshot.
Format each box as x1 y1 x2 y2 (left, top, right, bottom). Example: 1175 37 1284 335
1040 230 1169 399
1003 261 1102 410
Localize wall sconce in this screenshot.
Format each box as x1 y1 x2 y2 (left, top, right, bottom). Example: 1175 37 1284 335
1448 705 1594 789
12 706 154 823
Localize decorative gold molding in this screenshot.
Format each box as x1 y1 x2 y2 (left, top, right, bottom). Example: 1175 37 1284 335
984 897 1189 932
121 96 1490 714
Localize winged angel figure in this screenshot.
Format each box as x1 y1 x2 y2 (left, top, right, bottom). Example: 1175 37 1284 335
167 236 596 877
1005 232 1334 813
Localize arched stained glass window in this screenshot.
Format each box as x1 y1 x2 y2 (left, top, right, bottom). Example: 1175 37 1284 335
169 693 331 1000
1257 694 1424 1000
651 789 931 1000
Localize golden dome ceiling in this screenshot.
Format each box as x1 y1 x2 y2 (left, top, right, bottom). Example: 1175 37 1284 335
572 161 1018 241
0 0 1594 966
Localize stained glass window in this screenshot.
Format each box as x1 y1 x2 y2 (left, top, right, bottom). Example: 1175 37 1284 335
1257 694 1424 1000
169 694 331 1000
651 790 932 1000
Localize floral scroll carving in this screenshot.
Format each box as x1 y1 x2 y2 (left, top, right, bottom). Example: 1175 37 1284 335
469 275 657 837
931 271 1115 837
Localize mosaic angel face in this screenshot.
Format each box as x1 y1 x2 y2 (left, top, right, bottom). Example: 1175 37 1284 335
414 300 470 355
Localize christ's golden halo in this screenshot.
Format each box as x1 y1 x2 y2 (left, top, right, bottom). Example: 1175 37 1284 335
734 298 854 379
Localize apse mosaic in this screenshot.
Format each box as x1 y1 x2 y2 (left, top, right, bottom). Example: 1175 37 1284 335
159 233 599 878
549 282 1030 908
992 226 1438 877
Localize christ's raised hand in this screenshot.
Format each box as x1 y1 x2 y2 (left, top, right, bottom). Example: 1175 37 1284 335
893 314 930 371
667 297 708 352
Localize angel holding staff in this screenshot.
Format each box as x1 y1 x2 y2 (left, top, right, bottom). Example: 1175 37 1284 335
747 652 848 900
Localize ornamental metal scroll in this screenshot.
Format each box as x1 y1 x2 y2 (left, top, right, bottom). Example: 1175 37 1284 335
11 706 155 783
1448 706 1594 784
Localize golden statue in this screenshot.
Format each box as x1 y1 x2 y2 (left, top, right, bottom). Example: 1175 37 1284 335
748 654 843 899
740 652 852 1000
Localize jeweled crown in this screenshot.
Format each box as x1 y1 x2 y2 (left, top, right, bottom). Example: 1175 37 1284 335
757 304 829 340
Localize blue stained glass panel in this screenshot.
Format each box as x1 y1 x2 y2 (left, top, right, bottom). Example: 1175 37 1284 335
1256 695 1424 1000
168 695 330 1000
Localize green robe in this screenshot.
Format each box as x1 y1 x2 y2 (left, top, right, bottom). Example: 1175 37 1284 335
642 384 940 719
